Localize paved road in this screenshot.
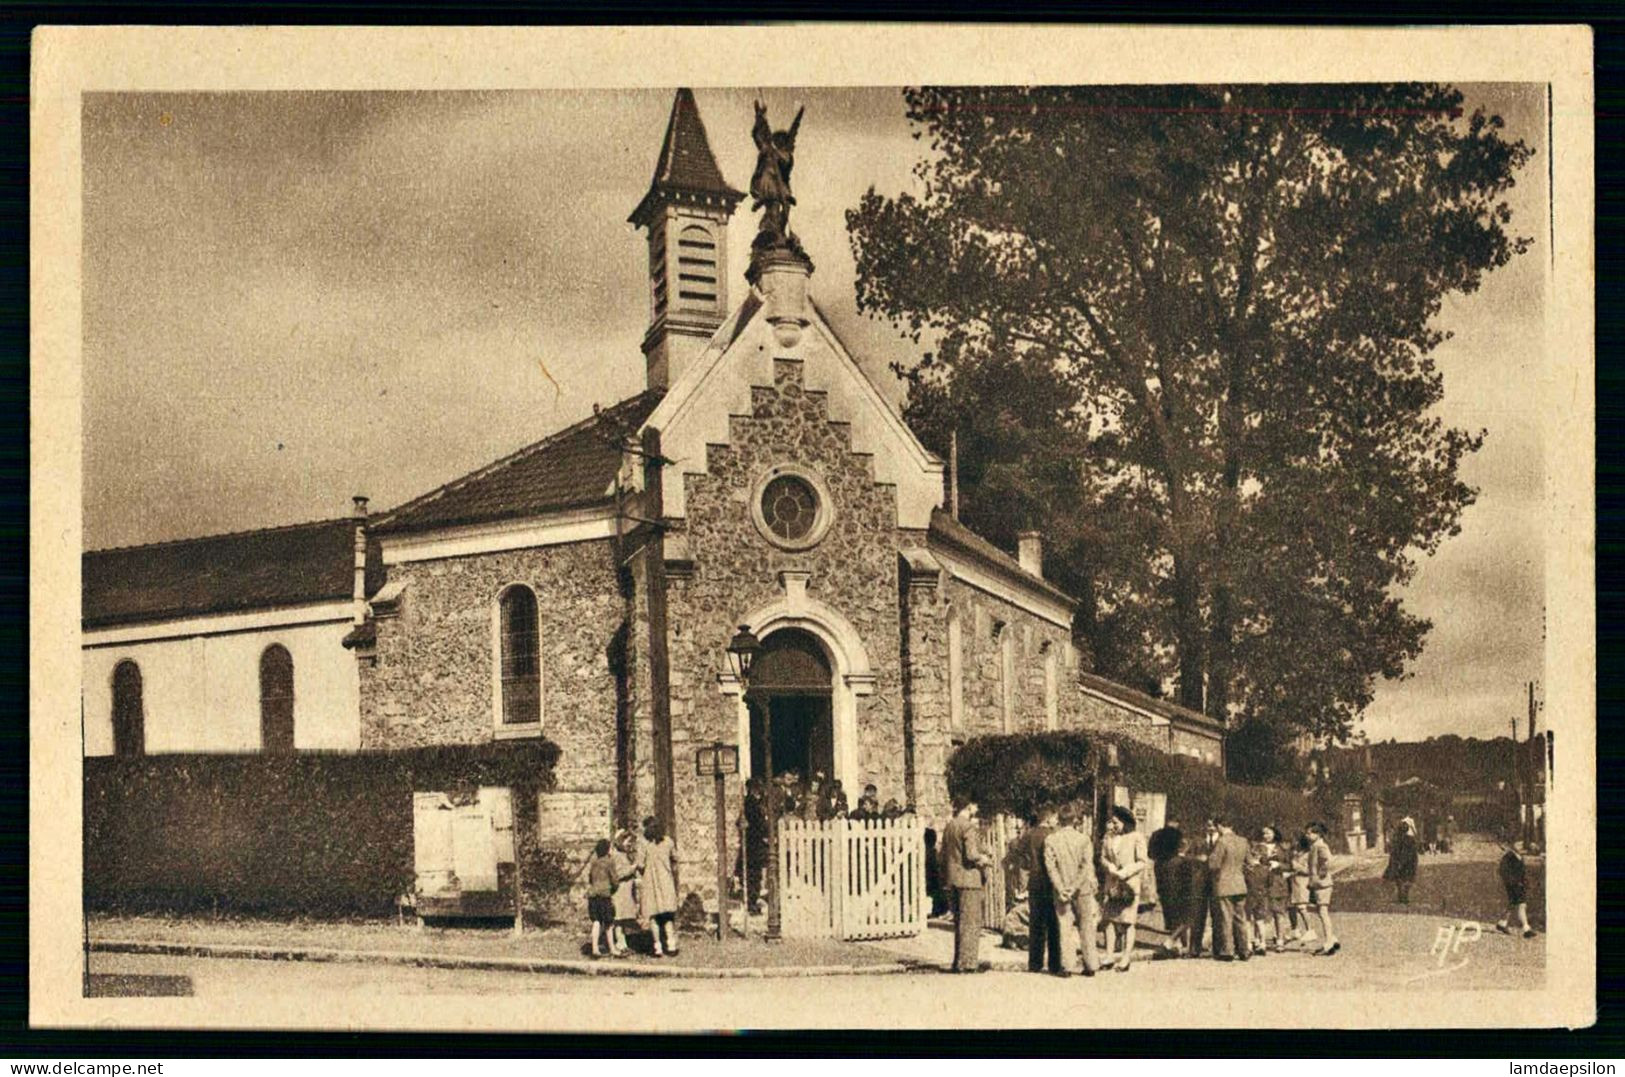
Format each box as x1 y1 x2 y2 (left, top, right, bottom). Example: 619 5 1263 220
86 911 1543 1029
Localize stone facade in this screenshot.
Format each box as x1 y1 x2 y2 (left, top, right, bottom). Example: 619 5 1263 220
359 540 625 815
644 358 909 902
1168 720 1224 766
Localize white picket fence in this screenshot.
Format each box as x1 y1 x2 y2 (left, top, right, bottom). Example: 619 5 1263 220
776 816 928 941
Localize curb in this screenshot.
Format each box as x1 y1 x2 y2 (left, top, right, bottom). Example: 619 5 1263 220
89 938 915 980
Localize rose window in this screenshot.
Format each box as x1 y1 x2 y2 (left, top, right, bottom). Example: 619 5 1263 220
760 474 819 542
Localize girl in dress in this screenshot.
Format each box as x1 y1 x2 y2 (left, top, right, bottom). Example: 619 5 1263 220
608 828 640 957
637 815 680 957
1099 805 1147 972
1288 831 1315 946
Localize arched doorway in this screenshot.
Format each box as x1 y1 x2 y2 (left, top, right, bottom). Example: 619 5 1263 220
747 628 834 782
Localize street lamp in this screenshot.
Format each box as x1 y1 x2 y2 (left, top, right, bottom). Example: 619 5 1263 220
726 624 781 942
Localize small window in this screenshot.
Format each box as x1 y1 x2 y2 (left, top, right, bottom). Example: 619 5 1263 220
498 585 542 727
1043 647 1058 731
1000 629 1015 733
111 659 144 758
259 644 295 753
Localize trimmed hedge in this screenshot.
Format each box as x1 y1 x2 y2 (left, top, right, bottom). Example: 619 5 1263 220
946 730 1318 839
85 742 562 918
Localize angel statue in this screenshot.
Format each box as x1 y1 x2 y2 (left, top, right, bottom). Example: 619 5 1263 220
750 100 806 252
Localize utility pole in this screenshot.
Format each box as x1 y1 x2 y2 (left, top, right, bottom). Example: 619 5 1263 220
1526 681 1539 848
1510 714 1523 846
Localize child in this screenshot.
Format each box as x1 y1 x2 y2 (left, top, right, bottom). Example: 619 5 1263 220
1306 821 1340 956
1242 833 1272 956
1288 831 1315 947
1260 826 1293 952
586 838 618 958
1496 835 1537 939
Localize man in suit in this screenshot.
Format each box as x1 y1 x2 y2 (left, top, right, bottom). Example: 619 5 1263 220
1206 815 1252 961
1044 802 1100 977
1015 806 1062 974
940 798 988 972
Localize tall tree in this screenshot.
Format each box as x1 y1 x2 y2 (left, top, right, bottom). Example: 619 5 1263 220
849 85 1530 739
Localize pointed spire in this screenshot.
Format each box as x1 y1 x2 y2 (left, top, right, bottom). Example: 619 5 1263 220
629 89 744 227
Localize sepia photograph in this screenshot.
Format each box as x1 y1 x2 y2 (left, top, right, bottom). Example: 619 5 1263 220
29 26 1595 1034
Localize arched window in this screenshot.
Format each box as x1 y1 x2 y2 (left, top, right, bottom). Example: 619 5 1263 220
259 644 295 753
111 659 144 758
498 585 542 727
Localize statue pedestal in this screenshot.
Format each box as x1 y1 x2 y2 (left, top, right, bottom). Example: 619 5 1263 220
750 245 815 348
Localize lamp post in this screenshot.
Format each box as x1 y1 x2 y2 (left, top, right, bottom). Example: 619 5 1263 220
695 742 739 945
726 624 781 942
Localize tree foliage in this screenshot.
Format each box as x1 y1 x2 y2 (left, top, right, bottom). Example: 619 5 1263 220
849 85 1531 740
946 730 1315 838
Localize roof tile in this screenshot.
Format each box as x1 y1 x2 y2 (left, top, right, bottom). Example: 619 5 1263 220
83 518 380 628
376 389 665 534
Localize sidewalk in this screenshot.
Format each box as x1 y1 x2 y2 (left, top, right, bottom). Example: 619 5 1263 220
88 914 908 979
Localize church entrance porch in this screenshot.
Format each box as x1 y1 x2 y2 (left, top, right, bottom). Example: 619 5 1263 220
745 627 835 784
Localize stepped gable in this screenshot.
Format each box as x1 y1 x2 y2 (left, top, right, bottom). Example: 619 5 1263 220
375 388 666 535
83 517 380 628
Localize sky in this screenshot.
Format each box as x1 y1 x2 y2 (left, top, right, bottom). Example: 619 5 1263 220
80 84 1548 743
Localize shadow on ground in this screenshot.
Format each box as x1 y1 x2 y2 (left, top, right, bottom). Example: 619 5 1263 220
85 973 194 997
1335 856 1545 928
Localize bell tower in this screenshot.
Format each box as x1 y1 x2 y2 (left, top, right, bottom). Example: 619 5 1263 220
629 89 744 389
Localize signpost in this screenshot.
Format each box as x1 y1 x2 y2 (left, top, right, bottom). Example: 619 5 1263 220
696 741 740 944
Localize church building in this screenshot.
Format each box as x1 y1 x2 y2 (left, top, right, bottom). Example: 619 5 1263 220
82 90 1225 911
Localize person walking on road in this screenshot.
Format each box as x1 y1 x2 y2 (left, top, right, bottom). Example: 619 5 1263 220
940 798 988 973
1384 817 1420 905
1495 833 1538 939
1206 816 1251 961
1043 802 1100 978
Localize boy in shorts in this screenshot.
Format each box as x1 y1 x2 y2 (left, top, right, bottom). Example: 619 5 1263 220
1495 834 1538 939
586 838 618 958
1306 822 1340 956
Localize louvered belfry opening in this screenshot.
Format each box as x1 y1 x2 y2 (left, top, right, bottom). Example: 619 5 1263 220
747 628 835 781
499 585 541 726
675 223 719 308
259 644 295 753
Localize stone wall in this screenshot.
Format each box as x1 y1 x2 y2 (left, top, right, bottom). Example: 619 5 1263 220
359 539 625 820
899 541 950 821
1168 721 1224 766
657 358 908 907
936 574 1075 740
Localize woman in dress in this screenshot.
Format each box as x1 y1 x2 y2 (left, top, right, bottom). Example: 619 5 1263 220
608 828 640 957
1384 817 1420 905
1099 805 1147 972
636 815 680 957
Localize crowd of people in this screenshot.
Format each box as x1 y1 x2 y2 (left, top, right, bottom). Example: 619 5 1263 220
582 815 681 959
736 772 915 912
961 802 1345 976
1145 818 1341 962
581 777 1540 965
